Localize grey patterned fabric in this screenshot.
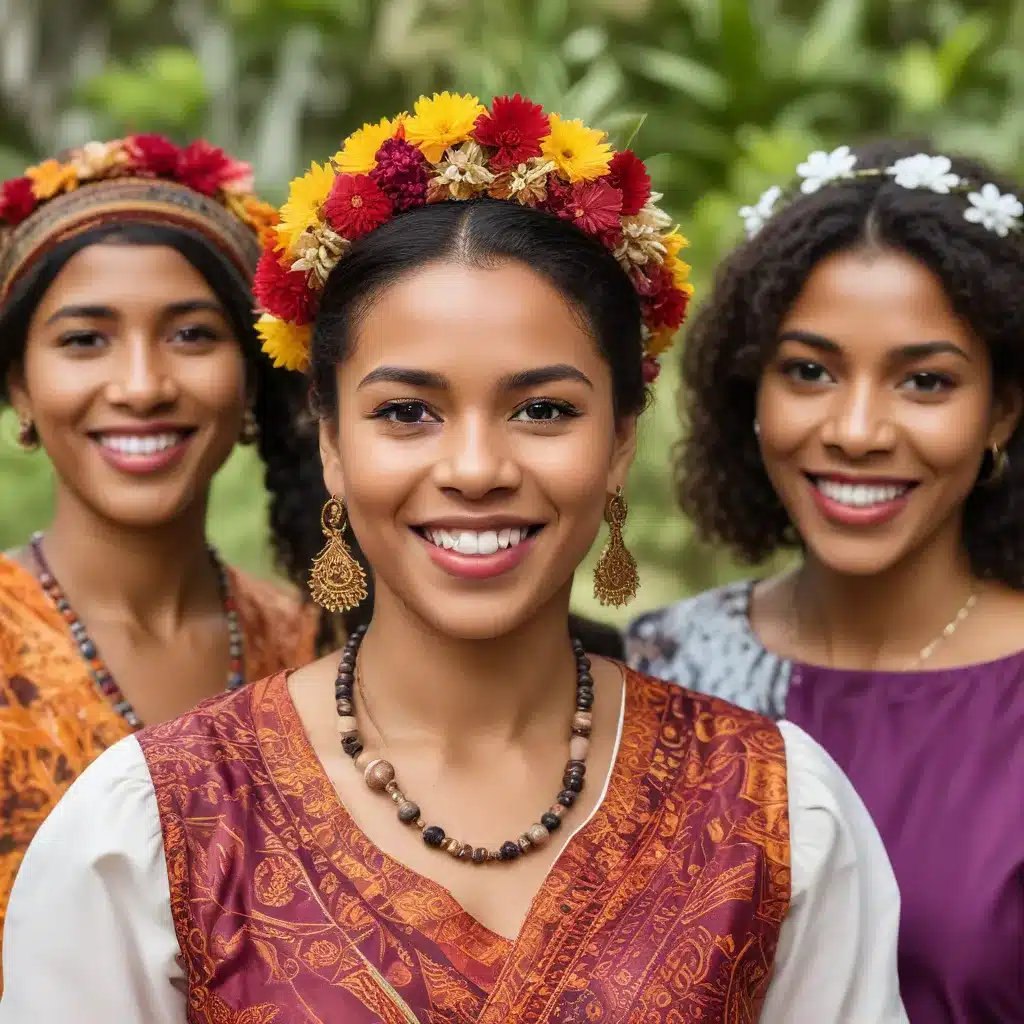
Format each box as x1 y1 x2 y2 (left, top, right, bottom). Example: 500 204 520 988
625 581 792 719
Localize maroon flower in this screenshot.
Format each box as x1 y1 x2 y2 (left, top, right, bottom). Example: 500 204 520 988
642 355 661 384
556 180 623 241
369 138 429 212
607 150 651 216
324 174 393 238
644 266 688 330
0 177 38 225
177 140 252 197
252 249 317 325
473 94 549 170
126 134 182 178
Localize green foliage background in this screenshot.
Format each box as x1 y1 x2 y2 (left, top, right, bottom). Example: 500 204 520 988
1 0 1021 624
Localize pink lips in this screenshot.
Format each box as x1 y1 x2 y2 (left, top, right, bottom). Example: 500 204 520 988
92 431 194 476
807 474 914 528
417 529 539 580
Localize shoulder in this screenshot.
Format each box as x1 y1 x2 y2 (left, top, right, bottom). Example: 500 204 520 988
227 567 320 673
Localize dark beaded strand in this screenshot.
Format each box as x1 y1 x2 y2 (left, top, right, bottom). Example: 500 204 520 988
336 627 594 864
29 531 245 729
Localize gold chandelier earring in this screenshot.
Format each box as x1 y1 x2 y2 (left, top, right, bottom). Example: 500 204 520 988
309 496 369 613
593 486 639 607
16 415 39 452
982 442 1009 487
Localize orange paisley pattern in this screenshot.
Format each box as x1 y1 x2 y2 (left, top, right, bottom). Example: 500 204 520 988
0 553 318 982
139 667 791 1023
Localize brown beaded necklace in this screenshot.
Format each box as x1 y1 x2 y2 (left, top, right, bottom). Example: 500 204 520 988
334 624 594 863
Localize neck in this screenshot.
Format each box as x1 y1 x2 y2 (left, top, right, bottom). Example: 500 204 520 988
796 518 977 668
38 485 219 628
355 584 580 752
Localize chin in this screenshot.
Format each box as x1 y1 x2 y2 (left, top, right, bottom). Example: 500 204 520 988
87 489 204 530
803 535 913 578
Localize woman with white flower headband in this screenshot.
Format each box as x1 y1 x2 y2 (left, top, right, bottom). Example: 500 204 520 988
628 138 1024 1021
1 95 906 1023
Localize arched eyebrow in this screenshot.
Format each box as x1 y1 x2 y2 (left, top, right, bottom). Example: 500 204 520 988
43 299 223 327
357 363 594 391
778 329 970 362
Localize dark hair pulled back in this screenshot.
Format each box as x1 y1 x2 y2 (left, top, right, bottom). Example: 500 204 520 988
0 222 319 584
678 139 1024 587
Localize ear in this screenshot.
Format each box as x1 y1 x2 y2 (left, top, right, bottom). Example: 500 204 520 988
989 383 1023 450
318 415 345 500
6 363 30 422
605 413 638 494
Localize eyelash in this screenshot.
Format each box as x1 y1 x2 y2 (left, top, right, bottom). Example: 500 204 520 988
371 398 581 425
56 325 222 348
780 360 956 394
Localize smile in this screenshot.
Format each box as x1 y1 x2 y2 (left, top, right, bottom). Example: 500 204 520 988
95 431 193 456
806 473 917 527
90 428 197 475
413 523 545 580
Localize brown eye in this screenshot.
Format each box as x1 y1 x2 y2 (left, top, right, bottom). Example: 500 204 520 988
511 400 579 422
782 359 833 385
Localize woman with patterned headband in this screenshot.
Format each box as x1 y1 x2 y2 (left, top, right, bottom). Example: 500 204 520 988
2 97 905 1022
0 136 319 959
628 140 1024 1020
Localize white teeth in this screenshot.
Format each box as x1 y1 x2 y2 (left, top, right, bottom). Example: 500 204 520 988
98 433 185 456
426 527 532 555
815 479 908 507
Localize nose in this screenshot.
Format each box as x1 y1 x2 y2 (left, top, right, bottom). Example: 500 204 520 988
105 336 177 413
820 379 896 457
431 414 521 498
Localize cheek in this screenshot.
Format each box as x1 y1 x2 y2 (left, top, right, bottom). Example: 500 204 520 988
756 380 813 457
178 352 248 414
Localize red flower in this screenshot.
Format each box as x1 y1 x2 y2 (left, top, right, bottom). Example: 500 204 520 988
370 138 429 212
644 266 689 330
252 249 317 325
323 174 393 239
0 177 38 224
177 140 253 197
556 180 623 240
126 134 182 178
642 356 661 384
474 94 549 170
607 150 651 216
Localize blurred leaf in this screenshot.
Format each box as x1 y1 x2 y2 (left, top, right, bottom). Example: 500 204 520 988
562 25 608 64
935 15 991 92
889 41 944 112
618 44 729 108
561 57 623 121
798 0 865 76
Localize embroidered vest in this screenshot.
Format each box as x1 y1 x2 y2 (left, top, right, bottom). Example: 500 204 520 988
138 669 790 1023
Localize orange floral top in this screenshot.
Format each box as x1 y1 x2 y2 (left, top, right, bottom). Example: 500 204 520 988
0 553 318 960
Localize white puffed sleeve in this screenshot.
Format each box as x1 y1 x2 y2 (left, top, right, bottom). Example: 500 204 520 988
0 735 185 1023
760 721 908 1023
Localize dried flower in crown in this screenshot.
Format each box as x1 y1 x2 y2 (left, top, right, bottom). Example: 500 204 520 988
253 93 694 378
738 146 1024 240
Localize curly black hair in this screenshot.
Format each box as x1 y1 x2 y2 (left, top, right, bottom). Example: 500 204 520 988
0 221 320 599
678 139 1024 586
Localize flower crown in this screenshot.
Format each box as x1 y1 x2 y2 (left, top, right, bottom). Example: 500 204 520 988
739 146 1024 240
0 135 279 243
253 92 693 380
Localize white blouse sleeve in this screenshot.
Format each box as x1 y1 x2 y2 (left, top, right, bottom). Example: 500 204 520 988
760 721 908 1023
0 736 184 1024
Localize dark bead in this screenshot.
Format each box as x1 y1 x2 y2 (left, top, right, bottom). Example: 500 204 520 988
563 776 584 793
397 801 421 824
334 684 353 699
572 727 591 738
576 655 591 672
56 599 70 612
341 736 363 758
336 669 354 685
576 692 594 711
572 637 584 653
471 847 488 864
340 654 355 669
541 812 562 832
423 825 445 847
499 841 521 861
80 640 97 660
557 790 577 807
567 759 586 770
576 671 593 686
564 767 586 782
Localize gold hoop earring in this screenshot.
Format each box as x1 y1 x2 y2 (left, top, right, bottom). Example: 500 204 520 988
16 415 39 452
309 497 368 613
981 443 1009 487
239 406 259 446
593 487 639 607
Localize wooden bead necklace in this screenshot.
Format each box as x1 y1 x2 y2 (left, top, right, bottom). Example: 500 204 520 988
335 624 594 863
29 531 246 729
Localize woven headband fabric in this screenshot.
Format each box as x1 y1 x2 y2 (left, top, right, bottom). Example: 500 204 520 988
0 178 262 302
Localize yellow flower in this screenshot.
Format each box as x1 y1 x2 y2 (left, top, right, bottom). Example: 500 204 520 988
404 92 486 163
26 159 78 200
662 230 689 262
335 116 403 174
256 314 311 373
541 114 613 183
275 161 336 256
646 326 678 359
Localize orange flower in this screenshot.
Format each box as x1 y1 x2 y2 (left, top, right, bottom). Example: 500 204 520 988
26 159 78 200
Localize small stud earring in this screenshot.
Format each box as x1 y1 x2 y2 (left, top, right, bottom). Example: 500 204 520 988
753 419 761 438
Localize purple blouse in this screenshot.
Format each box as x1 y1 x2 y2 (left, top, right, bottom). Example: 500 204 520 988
628 582 1024 1022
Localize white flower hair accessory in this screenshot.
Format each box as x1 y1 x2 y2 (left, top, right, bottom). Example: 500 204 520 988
739 147 1023 240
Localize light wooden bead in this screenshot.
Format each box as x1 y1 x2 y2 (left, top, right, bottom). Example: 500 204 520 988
363 759 395 792
527 824 550 846
336 715 359 737
354 749 374 771
569 735 590 761
571 711 592 732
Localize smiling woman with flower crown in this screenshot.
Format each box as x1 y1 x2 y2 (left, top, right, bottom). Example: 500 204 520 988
1 96 905 1023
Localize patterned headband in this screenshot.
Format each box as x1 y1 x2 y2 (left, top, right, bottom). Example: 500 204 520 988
739 146 1024 240
0 136 279 301
253 92 694 381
